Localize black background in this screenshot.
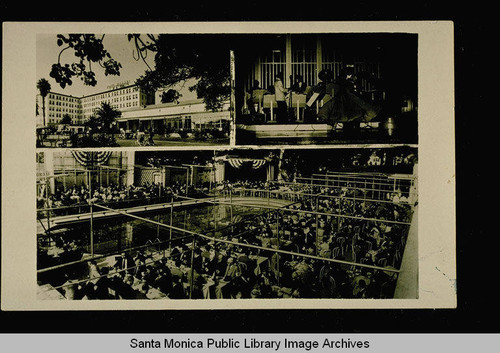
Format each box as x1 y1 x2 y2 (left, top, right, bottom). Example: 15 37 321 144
0 1 494 334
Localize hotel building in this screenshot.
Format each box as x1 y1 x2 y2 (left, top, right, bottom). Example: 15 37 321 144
36 84 155 126
36 83 230 133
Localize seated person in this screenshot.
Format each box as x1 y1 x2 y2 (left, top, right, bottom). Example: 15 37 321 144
291 74 307 94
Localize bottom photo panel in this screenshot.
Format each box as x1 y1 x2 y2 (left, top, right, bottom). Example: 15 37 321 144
36 146 418 302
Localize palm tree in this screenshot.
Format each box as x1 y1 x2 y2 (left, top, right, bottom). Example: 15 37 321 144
36 78 51 126
87 102 121 133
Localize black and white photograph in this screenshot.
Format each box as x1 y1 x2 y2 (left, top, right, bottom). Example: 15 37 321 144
2 21 455 312
35 34 233 148
234 33 417 146
36 147 418 301
2 10 496 352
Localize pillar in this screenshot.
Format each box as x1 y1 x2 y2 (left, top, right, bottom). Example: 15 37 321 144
394 206 419 299
45 151 55 192
266 163 275 182
285 35 292 88
409 161 418 206
254 56 261 85
230 50 237 146
215 161 226 183
125 150 135 187
316 35 322 84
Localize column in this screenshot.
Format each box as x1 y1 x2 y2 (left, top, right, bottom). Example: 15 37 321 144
45 151 55 192
266 163 275 182
230 50 237 146
316 35 322 84
125 150 135 187
285 35 292 88
254 57 261 85
215 161 226 183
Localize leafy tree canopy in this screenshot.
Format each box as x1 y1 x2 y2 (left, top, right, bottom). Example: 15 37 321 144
161 89 181 104
50 34 122 88
60 114 73 125
37 78 52 96
49 34 234 111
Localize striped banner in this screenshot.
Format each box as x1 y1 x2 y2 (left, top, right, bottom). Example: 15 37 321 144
251 160 266 169
71 151 112 168
228 159 244 169
227 158 266 170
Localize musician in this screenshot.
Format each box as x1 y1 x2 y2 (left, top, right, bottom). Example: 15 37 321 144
274 73 289 123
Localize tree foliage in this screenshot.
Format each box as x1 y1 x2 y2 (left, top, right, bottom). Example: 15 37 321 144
74 102 121 147
37 78 52 97
37 78 51 125
161 89 181 104
49 34 233 111
131 34 233 111
49 34 122 88
60 114 72 125
85 102 121 133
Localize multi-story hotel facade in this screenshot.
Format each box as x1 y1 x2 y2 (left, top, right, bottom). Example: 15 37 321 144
80 84 155 120
36 91 83 125
36 83 155 127
36 83 230 134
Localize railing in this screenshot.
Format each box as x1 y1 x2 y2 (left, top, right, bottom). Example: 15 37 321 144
36 193 208 220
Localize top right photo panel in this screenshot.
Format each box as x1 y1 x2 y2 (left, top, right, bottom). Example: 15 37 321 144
235 33 417 146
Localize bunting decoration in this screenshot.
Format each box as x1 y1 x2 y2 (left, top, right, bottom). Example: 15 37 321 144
227 158 267 169
71 151 112 168
228 159 244 169
251 160 266 169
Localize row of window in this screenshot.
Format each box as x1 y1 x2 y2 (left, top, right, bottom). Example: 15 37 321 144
82 94 140 108
48 94 79 102
49 106 82 113
48 100 81 108
48 112 79 118
47 117 82 124
82 87 140 102
83 101 141 115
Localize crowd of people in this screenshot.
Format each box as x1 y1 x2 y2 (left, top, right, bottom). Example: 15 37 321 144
37 182 191 212
43 177 413 300
53 230 399 300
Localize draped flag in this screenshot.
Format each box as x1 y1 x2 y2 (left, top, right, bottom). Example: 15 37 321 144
251 160 266 169
227 159 244 169
227 158 266 169
71 151 112 168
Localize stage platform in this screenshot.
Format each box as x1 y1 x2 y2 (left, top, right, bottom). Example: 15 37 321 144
235 120 421 146
237 123 335 138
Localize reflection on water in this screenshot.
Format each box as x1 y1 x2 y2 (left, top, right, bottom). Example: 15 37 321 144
39 203 267 268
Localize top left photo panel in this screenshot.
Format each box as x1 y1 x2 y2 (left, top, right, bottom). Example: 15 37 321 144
36 33 234 148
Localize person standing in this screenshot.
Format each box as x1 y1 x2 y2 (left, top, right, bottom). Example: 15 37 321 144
274 74 288 123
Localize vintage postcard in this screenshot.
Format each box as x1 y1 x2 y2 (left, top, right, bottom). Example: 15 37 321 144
1 21 455 310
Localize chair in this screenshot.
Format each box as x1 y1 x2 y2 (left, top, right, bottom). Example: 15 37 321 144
290 94 307 121
336 237 346 255
378 258 387 267
393 250 401 267
351 245 361 263
400 236 407 249
262 95 278 122
332 246 341 259
251 89 268 113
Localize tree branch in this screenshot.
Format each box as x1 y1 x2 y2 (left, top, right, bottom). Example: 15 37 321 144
57 46 71 64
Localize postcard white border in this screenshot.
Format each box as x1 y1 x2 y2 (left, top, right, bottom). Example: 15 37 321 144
2 21 455 310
